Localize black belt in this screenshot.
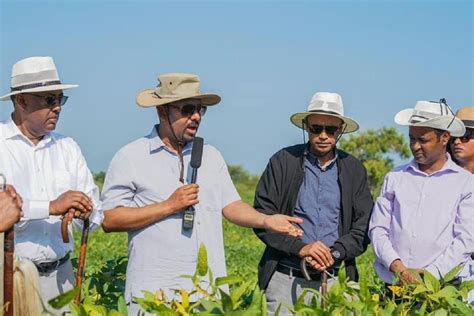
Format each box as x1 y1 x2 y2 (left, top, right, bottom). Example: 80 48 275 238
35 253 70 274
276 263 338 280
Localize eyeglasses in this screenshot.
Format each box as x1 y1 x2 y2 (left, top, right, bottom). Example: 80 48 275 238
307 124 340 136
170 103 207 117
453 129 474 143
29 94 68 107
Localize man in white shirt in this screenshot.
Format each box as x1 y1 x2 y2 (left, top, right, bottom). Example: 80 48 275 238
0 56 103 304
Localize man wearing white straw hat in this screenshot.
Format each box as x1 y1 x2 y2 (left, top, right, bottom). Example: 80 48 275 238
0 56 103 306
101 72 304 313
370 100 473 290
253 92 373 314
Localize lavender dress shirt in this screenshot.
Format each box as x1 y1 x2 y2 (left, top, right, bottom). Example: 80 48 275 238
369 155 473 283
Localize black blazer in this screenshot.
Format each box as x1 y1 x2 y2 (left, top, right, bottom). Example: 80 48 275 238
253 144 374 289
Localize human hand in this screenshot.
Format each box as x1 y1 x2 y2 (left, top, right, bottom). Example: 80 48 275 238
399 269 422 285
0 187 23 232
164 184 199 214
298 241 335 271
50 191 93 217
263 214 303 237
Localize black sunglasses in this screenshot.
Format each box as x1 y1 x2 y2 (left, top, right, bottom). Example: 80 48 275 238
307 124 340 136
170 103 207 117
29 93 68 107
453 129 474 143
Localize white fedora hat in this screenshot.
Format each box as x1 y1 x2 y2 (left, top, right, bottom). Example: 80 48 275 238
0 56 78 101
290 92 359 133
394 100 465 137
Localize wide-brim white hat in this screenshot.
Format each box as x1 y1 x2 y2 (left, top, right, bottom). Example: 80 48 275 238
395 100 465 137
0 56 78 101
290 92 359 133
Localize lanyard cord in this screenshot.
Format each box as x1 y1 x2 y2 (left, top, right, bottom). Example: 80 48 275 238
164 108 185 183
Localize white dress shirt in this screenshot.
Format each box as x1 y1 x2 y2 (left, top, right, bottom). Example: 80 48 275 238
0 118 103 263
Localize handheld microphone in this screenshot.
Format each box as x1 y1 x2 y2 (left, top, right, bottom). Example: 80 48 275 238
182 137 204 230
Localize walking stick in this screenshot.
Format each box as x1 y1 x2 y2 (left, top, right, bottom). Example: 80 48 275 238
74 218 90 305
1 173 14 316
300 257 328 308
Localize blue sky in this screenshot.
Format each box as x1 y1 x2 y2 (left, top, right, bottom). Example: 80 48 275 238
1 0 472 174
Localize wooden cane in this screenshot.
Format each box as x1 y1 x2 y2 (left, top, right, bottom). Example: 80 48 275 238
3 229 14 316
74 218 90 305
301 257 328 308
1 174 14 316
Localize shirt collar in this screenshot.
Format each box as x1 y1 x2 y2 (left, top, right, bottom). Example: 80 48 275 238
305 148 338 171
148 124 193 154
3 116 56 146
406 153 461 176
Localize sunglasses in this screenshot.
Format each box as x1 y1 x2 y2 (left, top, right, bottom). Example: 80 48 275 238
29 94 68 107
307 124 340 136
170 103 207 117
453 129 474 143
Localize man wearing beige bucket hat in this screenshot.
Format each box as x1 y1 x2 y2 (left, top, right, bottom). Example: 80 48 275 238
253 92 373 314
370 100 473 289
451 106 474 173
101 72 304 312
0 56 103 306
450 106 474 305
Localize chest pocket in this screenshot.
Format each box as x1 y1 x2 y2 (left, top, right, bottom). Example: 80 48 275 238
54 170 74 195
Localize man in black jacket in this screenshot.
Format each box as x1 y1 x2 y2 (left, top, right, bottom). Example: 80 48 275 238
254 92 373 314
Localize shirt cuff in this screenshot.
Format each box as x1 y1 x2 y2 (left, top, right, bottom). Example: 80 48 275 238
382 249 401 271
23 199 50 219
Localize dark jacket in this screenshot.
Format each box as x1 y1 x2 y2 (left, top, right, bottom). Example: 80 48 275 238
253 144 374 290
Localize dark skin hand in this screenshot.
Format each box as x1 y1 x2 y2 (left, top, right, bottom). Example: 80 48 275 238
390 259 423 285
50 191 93 223
299 241 335 272
0 185 24 232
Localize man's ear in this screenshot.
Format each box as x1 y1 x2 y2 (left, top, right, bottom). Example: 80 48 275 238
156 106 168 120
13 94 27 110
441 131 451 146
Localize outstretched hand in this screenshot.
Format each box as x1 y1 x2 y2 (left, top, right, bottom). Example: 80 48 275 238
263 214 303 237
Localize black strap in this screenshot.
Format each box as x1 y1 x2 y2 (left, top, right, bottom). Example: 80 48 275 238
11 80 62 91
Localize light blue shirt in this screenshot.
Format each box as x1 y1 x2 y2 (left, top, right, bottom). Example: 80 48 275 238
294 151 340 246
101 126 240 303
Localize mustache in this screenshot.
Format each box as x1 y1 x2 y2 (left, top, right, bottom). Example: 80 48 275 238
187 122 199 129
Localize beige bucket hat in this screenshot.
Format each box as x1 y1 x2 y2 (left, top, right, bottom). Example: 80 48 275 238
0 56 78 101
290 92 359 133
455 106 474 129
394 100 465 137
136 73 221 108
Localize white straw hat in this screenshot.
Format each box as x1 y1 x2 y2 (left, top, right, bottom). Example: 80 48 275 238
0 56 78 101
290 92 359 133
394 100 465 137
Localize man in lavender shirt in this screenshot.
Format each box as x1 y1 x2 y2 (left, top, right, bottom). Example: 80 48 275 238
369 99 473 286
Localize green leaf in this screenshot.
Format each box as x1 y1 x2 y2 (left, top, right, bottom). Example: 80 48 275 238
412 284 428 295
423 270 440 293
219 289 233 312
442 265 463 283
230 281 252 308
48 287 81 309
117 296 127 315
197 243 209 276
215 275 242 287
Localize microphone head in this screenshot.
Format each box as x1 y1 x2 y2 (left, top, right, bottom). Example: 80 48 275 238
190 137 204 169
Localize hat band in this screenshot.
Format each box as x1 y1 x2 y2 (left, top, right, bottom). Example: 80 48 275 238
462 119 474 126
11 80 62 92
